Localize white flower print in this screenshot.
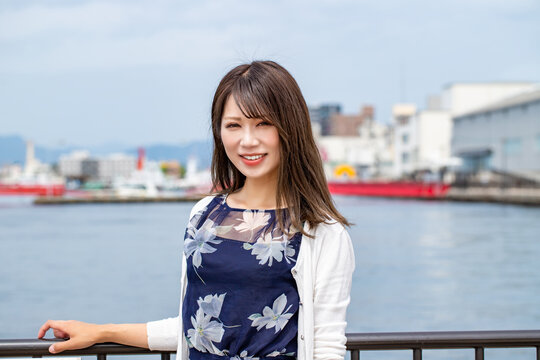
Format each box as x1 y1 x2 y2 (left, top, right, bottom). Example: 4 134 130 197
197 293 226 319
266 348 295 357
248 293 294 333
234 210 271 234
189 205 207 227
243 232 296 266
229 350 260 360
184 219 223 268
186 307 225 354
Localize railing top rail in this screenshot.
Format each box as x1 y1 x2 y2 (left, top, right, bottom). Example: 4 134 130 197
1 330 540 357
0 339 161 357
346 330 540 350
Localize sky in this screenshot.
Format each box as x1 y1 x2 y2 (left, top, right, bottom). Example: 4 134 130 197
0 0 539 148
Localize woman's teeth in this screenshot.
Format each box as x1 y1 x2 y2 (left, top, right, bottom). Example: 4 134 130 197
243 154 264 160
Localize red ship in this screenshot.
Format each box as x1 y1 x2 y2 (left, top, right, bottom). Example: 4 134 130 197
0 183 65 196
0 140 66 197
328 181 451 198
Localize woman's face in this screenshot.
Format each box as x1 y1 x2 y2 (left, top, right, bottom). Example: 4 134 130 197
220 95 280 183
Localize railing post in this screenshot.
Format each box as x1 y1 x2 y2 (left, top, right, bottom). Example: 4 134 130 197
475 347 484 360
161 353 170 360
536 346 539 360
97 354 106 360
413 348 422 360
350 349 360 360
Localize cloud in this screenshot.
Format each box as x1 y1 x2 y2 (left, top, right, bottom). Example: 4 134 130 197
0 0 294 72
0 2 156 40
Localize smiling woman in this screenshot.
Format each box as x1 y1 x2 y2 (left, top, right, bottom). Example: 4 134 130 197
38 61 355 360
220 97 281 185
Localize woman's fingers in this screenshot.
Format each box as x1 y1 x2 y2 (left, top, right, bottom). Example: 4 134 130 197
53 328 69 339
49 338 76 354
37 320 99 354
37 320 64 339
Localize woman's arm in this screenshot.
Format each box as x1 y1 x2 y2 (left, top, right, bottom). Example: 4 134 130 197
312 225 355 359
37 320 148 354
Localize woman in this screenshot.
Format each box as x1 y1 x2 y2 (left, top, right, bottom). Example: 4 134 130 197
38 60 355 360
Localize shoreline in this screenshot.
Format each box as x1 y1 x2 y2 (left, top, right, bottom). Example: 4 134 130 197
29 187 540 206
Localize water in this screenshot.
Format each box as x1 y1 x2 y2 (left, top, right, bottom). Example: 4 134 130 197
1 197 540 359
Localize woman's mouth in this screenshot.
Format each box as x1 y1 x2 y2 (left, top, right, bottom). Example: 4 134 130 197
240 153 267 166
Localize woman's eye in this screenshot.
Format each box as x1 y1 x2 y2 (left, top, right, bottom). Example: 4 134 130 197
257 121 272 126
225 123 240 128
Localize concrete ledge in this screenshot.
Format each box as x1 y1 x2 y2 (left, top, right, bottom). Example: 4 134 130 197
34 195 205 205
445 187 540 205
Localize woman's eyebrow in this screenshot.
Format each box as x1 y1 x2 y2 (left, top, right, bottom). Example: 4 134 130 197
222 116 242 120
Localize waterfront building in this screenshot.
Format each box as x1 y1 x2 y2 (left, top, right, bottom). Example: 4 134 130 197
59 151 136 183
316 108 393 180
441 82 536 116
58 151 91 179
328 106 374 137
452 87 540 182
97 153 137 183
392 82 537 180
309 103 341 136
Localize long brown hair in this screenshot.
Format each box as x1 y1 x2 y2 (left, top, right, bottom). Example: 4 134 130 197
211 60 350 236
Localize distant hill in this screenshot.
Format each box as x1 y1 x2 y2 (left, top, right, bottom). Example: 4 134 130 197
0 134 213 168
0 135 26 164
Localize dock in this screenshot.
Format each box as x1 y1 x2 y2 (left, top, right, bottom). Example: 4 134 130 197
445 187 540 206
31 187 540 206
34 194 205 205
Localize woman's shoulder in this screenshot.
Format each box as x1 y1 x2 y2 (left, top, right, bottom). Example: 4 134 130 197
189 194 219 219
305 218 355 271
308 218 348 239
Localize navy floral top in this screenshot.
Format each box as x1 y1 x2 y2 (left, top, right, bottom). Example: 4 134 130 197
182 194 302 360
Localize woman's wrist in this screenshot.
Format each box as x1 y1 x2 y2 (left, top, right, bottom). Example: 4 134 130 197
96 323 117 343
94 323 149 349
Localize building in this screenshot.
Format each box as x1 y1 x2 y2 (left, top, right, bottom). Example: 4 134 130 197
97 154 137 183
309 104 341 136
328 106 374 137
317 111 393 180
452 88 540 181
441 83 536 116
58 151 91 179
393 104 418 177
392 82 537 179
58 151 136 183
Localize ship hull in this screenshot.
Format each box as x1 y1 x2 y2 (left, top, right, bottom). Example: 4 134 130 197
0 184 66 196
328 181 450 198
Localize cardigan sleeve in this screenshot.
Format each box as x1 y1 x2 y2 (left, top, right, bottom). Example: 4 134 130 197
312 224 355 360
146 195 215 351
147 316 179 351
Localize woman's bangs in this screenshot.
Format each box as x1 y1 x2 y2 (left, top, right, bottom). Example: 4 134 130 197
232 83 274 123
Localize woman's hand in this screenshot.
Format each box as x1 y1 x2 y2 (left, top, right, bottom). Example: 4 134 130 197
37 320 102 354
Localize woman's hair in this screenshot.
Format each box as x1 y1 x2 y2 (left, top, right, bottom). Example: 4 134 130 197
210 60 350 236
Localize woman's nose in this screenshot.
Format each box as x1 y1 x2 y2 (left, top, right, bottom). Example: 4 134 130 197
240 127 259 147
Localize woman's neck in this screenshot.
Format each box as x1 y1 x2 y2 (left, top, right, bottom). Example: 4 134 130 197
229 176 279 210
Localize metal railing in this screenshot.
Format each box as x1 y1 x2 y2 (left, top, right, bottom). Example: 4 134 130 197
1 330 540 360
346 330 540 360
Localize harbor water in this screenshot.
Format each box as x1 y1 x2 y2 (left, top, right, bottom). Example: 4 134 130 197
1 196 540 359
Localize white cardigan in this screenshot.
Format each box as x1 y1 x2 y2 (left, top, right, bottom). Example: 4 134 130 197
146 195 355 360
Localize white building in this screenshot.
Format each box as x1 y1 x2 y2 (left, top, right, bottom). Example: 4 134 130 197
58 151 91 178
98 153 137 182
441 83 536 116
392 82 537 179
59 151 136 183
452 88 540 181
316 119 393 180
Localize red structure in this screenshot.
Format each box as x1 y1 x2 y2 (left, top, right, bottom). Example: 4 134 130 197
0 184 65 196
137 147 145 171
328 181 451 198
